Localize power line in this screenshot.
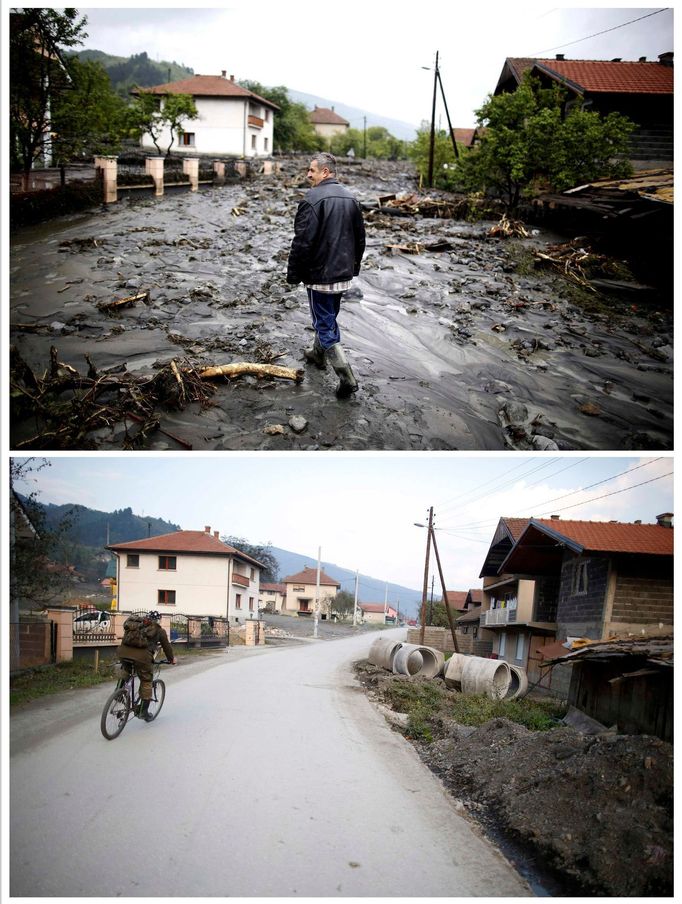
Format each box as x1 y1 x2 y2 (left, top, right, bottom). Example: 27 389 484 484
530 8 669 56
534 472 672 516
437 457 562 515
437 457 668 532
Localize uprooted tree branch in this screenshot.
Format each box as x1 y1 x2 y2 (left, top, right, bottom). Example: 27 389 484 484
10 346 303 450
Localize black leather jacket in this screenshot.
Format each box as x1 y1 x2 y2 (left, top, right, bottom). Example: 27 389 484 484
287 178 366 286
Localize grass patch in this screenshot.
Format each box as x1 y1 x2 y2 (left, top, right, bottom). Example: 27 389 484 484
10 659 118 707
448 693 567 731
379 675 567 743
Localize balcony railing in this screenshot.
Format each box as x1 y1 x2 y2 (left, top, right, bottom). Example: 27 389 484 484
481 607 517 626
232 572 250 588
248 114 264 129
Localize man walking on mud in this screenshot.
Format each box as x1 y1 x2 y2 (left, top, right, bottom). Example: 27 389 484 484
287 152 365 398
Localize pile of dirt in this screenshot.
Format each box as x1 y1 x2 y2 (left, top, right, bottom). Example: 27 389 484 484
354 660 673 896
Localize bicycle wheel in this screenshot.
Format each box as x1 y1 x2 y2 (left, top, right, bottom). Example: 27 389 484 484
100 688 131 740
146 679 166 721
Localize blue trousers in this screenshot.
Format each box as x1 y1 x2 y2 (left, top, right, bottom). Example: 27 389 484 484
307 288 342 349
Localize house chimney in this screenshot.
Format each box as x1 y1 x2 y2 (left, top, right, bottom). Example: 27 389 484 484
555 53 565 61
221 70 227 78
639 56 647 62
611 57 622 62
550 514 560 520
634 519 642 524
230 74 235 81
656 512 674 528
214 531 220 539
205 525 211 533
658 52 674 67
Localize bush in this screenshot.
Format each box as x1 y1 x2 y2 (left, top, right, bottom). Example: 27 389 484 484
448 693 567 730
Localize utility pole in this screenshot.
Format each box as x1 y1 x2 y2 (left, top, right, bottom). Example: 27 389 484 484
363 116 367 158
353 569 359 626
419 507 434 643
383 582 388 623
428 574 435 623
437 66 459 161
430 523 459 653
313 547 321 639
427 51 439 188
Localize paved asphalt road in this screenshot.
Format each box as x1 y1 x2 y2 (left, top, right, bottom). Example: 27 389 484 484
10 628 531 897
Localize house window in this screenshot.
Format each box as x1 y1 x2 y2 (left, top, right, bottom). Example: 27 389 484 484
236 594 242 609
473 626 478 639
250 568 255 580
126 554 139 568
249 597 254 611
498 633 506 657
158 589 176 605
461 626 468 634
251 134 257 150
180 132 195 147
515 633 525 661
159 556 176 570
264 137 269 152
574 561 589 595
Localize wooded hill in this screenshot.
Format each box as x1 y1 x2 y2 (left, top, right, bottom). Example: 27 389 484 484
73 49 194 98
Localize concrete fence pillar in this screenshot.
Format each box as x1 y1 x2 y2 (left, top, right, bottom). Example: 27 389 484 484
182 157 199 191
145 156 164 196
94 155 118 204
235 160 248 178
43 607 75 663
213 161 225 184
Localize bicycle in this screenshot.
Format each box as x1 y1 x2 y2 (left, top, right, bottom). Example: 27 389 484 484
100 657 170 740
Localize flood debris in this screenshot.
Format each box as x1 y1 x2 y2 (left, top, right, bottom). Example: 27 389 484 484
199 362 303 382
96 291 150 313
534 239 621 292
488 214 530 238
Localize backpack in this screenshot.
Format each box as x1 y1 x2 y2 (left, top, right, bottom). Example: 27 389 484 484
122 615 151 649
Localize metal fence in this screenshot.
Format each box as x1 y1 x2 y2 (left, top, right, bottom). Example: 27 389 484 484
170 614 229 647
9 619 56 671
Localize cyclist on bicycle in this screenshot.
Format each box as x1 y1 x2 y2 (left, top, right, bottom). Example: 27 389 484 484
116 611 176 722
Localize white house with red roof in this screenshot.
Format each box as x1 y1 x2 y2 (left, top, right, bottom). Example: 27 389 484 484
281 566 340 619
107 526 264 621
478 513 674 693
133 72 279 157
258 581 286 614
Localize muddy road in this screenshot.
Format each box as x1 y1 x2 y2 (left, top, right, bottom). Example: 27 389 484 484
10 159 672 450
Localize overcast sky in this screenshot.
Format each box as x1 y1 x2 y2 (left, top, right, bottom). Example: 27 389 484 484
70 3 675 129
12 455 674 597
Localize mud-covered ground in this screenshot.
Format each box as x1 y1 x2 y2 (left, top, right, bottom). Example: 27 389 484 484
354 660 673 897
10 158 673 450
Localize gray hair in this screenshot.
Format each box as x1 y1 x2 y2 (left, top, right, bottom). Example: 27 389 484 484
310 152 337 175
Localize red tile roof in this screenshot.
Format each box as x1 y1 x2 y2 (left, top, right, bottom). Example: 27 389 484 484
507 57 673 95
261 582 286 593
453 128 475 146
467 589 484 604
107 530 264 565
309 106 349 126
134 74 279 109
444 590 468 610
360 603 398 615
282 566 340 587
528 518 674 555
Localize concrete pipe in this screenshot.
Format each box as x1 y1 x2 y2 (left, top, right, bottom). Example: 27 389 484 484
461 657 512 700
504 663 529 699
368 637 404 671
392 644 424 676
442 653 469 690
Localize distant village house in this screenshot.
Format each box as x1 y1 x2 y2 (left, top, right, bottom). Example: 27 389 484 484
308 105 349 145
281 566 340 618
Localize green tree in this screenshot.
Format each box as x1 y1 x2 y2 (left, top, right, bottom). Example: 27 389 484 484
127 91 198 156
239 80 321 153
331 590 357 619
10 7 88 182
50 57 128 161
454 73 634 210
223 536 279 583
408 127 458 189
330 125 407 160
10 459 75 615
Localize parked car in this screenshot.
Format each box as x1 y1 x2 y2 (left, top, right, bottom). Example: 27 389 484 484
73 610 111 632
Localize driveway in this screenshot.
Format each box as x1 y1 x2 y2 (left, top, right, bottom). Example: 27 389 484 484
10 629 530 896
